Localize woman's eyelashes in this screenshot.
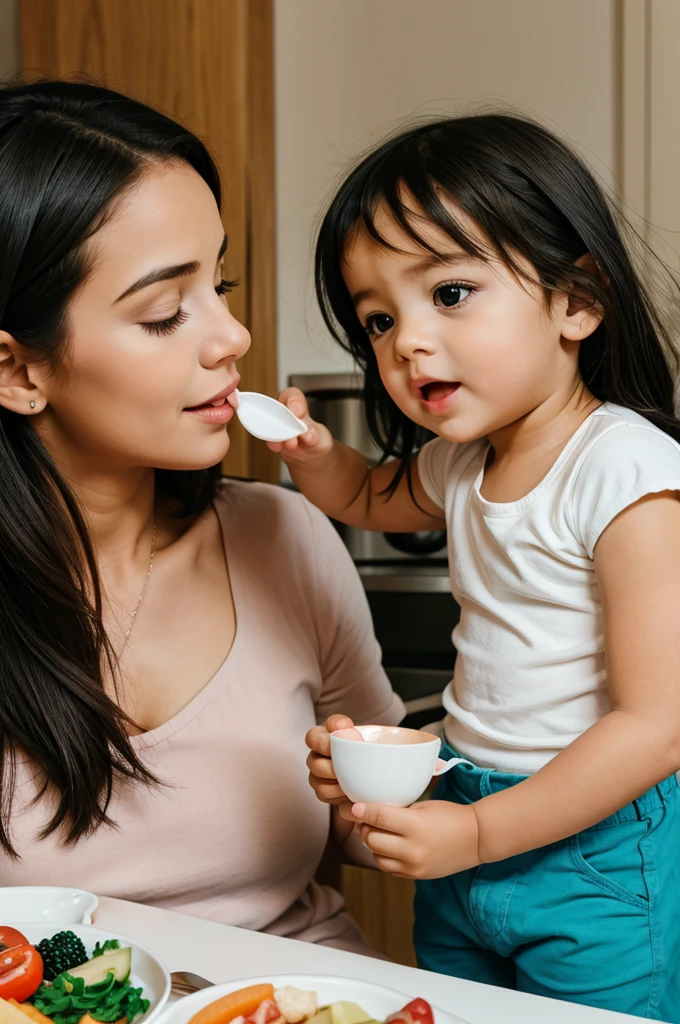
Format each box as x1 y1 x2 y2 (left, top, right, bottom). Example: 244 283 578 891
362 282 474 337
139 278 238 336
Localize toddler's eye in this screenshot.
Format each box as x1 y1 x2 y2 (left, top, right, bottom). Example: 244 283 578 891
434 283 471 308
364 313 394 337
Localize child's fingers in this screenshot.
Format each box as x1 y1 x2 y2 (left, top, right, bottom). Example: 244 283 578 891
374 856 410 877
305 751 337 780
277 386 309 419
305 725 332 756
359 825 406 857
326 713 355 733
305 715 354 756
308 775 346 804
338 801 360 823
352 801 413 837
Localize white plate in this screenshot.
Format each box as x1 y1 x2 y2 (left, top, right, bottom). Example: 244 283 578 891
157 974 469 1024
19 922 171 1024
0 887 99 925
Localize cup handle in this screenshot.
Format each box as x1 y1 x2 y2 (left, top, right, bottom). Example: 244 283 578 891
433 756 473 776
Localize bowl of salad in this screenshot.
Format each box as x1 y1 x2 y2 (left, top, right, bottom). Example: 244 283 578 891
0 923 170 1024
156 975 468 1024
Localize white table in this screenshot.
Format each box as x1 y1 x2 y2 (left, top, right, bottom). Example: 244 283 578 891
93 896 650 1024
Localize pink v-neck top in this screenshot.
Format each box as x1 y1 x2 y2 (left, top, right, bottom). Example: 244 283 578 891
2 480 403 947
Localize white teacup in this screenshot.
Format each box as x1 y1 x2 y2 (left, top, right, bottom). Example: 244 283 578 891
330 724 457 807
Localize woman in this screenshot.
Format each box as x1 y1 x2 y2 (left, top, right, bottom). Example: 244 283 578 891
0 79 403 950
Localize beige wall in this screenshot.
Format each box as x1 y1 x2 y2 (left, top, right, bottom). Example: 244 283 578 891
0 0 17 80
275 0 619 388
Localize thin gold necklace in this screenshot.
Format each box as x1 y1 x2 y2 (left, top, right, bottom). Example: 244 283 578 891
119 509 157 648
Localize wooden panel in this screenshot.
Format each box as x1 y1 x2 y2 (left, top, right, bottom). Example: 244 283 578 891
20 0 278 481
342 865 417 967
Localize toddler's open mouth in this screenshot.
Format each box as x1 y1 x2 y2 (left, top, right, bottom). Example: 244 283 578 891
417 379 461 413
420 381 460 402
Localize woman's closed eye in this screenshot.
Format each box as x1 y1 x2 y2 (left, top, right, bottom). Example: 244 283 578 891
139 278 238 336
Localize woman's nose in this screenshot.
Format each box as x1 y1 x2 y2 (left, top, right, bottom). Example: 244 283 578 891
200 309 251 368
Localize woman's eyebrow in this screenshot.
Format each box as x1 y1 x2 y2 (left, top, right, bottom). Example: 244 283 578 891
114 234 229 303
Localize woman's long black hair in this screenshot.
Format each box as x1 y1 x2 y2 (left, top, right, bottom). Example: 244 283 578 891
315 114 680 484
0 79 223 854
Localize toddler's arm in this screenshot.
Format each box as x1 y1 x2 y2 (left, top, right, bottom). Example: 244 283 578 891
268 388 444 532
344 491 680 881
473 490 680 862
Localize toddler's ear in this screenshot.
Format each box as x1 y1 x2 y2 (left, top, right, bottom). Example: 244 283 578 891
562 253 605 342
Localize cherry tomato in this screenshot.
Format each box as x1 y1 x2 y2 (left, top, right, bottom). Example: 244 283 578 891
0 943 43 1002
0 927 28 952
386 999 435 1024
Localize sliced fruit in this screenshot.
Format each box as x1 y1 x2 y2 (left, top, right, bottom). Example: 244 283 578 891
188 986 275 1024
8 1000 52 1024
306 1012 331 1024
0 997 37 1024
62 947 131 987
329 1004 373 1024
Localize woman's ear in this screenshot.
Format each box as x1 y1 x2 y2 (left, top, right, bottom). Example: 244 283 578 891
560 253 605 343
0 331 47 415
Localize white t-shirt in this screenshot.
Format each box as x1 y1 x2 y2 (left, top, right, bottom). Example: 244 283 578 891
418 403 680 773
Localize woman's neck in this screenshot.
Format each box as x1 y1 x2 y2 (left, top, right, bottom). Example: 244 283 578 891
58 461 158 584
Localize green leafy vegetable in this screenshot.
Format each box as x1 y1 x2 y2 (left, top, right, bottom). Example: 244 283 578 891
91 942 120 960
31 969 150 1024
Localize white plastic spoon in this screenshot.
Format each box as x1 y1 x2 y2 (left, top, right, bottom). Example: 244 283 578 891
230 389 308 442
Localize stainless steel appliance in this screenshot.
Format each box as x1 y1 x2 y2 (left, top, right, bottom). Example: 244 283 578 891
289 372 457 725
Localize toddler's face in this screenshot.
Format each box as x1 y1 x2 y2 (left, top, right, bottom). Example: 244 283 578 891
342 201 586 446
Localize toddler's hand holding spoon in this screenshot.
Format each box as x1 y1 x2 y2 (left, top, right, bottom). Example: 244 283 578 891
266 388 333 464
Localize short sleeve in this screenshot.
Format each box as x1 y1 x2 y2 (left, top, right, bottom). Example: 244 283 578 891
417 437 456 509
571 424 680 558
301 497 405 727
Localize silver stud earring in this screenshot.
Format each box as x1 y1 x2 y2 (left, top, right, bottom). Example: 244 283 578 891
29 401 36 409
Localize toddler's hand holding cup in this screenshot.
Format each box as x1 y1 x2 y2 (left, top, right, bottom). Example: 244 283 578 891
305 714 360 806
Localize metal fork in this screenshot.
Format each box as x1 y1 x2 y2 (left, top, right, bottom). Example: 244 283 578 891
170 971 215 996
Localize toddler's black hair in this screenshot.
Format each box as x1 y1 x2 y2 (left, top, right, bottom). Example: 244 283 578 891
315 114 680 484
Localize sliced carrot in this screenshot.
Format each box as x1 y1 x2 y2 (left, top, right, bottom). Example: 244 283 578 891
9 1001 52 1024
188 985 275 1024
79 1015 127 1024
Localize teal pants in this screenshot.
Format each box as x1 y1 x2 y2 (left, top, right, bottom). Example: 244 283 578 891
414 747 680 1020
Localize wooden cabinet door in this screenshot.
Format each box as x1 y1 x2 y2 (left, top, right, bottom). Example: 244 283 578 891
20 0 277 482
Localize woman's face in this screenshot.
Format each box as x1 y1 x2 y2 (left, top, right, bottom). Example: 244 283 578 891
31 162 250 473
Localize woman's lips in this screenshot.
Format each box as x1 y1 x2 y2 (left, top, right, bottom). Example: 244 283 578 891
419 380 461 414
184 396 235 424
